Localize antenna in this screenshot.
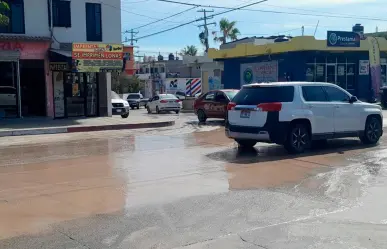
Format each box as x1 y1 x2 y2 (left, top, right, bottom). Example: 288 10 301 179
313 20 320 37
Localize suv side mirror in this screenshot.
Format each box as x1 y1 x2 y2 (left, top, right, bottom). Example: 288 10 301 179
349 96 358 103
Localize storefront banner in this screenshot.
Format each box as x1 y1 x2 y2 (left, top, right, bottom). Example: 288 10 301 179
240 61 278 86
359 60 369 75
367 37 381 97
327 31 360 47
72 43 123 73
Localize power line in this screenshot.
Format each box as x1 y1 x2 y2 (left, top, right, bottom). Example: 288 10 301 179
155 0 387 22
130 6 197 30
136 0 268 40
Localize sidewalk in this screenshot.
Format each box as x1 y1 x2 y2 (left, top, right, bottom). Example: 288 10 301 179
0 115 175 137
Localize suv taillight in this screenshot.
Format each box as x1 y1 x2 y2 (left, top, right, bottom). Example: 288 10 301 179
257 102 282 112
227 102 237 111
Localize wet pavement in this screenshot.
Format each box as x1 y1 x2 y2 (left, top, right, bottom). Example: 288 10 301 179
1 113 387 248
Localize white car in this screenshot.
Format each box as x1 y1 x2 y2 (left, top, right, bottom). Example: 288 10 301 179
147 94 181 114
0 86 17 106
226 82 383 154
111 91 130 118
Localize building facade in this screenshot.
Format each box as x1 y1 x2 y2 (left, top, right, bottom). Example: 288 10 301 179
209 35 387 102
136 59 202 97
0 0 122 118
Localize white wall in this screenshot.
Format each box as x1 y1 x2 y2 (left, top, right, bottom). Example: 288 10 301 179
18 0 121 46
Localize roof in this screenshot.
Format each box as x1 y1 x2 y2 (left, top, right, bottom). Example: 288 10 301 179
0 35 51 41
243 81 336 87
209 36 387 60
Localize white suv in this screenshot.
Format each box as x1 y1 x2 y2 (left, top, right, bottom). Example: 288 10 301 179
226 82 383 154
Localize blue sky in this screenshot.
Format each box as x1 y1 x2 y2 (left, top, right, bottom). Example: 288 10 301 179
120 0 387 57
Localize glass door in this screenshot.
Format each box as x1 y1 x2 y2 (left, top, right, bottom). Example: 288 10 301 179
326 64 337 84
85 73 98 116
65 73 85 117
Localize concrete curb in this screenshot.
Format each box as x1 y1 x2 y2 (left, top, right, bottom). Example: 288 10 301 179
0 120 175 137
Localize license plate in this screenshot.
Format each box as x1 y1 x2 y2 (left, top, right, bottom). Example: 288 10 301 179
240 110 250 118
116 109 121 113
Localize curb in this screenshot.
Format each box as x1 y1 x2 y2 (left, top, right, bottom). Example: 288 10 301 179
0 120 175 137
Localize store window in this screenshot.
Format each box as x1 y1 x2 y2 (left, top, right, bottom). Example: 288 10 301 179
305 57 356 91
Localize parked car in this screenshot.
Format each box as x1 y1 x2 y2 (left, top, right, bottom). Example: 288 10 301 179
0 86 17 107
175 91 186 100
147 94 181 114
111 91 130 118
226 82 383 154
194 89 239 122
126 93 147 109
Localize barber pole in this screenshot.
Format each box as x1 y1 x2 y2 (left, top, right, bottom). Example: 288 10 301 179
185 78 202 96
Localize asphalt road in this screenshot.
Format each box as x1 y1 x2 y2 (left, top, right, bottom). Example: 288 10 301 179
1 110 387 249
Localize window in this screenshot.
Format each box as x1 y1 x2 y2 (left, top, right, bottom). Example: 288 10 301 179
160 94 177 99
205 92 215 101
160 67 165 73
0 0 25 34
233 86 294 105
127 94 141 99
323 86 350 102
145 68 149 74
0 87 16 94
86 3 102 41
302 86 327 102
215 92 227 102
50 0 71 27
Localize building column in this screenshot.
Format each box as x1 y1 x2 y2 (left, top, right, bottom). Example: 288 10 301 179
98 72 112 117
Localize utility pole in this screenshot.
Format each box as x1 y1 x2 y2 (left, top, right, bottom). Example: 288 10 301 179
301 26 304 36
125 29 139 45
197 9 216 53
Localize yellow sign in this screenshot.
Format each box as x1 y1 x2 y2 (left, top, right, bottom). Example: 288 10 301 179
72 43 123 73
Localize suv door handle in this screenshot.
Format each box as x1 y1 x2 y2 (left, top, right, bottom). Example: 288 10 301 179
306 104 313 108
334 105 340 108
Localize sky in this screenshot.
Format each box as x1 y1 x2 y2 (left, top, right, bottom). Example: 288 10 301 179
119 0 387 58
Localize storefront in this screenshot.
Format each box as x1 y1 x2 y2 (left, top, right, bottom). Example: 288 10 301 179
49 43 123 118
0 37 50 118
208 34 387 102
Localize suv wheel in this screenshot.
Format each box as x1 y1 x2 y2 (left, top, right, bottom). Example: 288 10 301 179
236 139 257 148
284 123 311 154
197 110 207 122
360 117 382 144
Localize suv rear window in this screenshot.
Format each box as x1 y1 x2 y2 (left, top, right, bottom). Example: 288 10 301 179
233 86 294 105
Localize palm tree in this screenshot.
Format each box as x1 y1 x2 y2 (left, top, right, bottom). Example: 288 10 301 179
0 1 9 26
180 45 198 56
213 18 240 44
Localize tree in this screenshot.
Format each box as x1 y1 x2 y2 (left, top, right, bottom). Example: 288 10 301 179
112 74 145 94
0 1 9 26
180 45 198 56
213 18 240 44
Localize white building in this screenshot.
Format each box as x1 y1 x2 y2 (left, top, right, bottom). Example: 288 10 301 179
0 0 122 118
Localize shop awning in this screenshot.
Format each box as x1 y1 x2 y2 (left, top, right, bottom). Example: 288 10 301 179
0 50 20 62
49 49 72 63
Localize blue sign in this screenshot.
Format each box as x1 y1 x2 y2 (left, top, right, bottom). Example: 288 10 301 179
327 31 360 47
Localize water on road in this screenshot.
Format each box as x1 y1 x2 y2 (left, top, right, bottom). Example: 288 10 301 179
1 111 387 249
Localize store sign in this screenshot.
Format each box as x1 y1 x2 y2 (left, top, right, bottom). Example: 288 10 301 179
359 60 369 75
49 62 69 71
327 31 360 47
240 61 278 85
72 43 123 73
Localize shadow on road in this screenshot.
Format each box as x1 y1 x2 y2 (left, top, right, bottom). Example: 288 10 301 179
206 139 380 165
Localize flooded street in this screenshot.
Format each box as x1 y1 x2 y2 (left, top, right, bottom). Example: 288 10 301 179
1 114 387 248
